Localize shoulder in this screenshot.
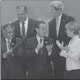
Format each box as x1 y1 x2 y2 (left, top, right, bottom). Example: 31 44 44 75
62 13 75 22
49 18 55 24
29 18 37 23
9 19 18 24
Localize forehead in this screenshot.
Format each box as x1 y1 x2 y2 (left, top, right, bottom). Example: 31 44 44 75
39 24 46 28
5 26 14 32
17 6 25 14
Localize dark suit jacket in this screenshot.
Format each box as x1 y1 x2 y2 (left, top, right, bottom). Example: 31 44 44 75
49 14 74 74
1 37 25 79
11 18 37 38
24 37 53 79
49 13 74 56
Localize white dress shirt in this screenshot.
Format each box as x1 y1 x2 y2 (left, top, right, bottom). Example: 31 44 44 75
56 14 62 37
60 35 80 71
35 35 44 54
20 17 28 36
5 38 12 52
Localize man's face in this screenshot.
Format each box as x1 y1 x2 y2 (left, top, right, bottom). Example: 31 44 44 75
51 6 62 18
17 8 27 22
36 24 47 37
4 26 14 40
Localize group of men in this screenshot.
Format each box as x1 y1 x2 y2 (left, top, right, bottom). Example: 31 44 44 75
1 0 74 79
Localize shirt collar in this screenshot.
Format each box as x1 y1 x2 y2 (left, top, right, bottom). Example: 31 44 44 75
57 13 62 20
24 17 28 24
5 38 12 43
36 35 44 43
20 17 28 24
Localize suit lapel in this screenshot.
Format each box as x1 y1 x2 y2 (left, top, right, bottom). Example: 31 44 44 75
58 14 66 41
53 19 57 39
1 37 7 53
27 19 32 37
15 20 22 38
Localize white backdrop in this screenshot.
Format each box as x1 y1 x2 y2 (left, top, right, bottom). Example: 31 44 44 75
1 0 80 25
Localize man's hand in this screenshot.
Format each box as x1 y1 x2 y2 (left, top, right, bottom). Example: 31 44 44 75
46 44 53 56
3 52 9 58
56 40 64 48
3 49 14 58
37 43 43 52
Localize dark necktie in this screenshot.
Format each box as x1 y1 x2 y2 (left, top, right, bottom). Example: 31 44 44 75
22 22 25 38
8 40 11 50
38 38 43 56
40 38 42 43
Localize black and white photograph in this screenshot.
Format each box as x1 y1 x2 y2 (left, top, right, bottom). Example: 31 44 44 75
1 0 80 79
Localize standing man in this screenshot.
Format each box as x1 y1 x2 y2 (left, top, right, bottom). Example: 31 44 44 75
11 5 37 39
48 1 74 79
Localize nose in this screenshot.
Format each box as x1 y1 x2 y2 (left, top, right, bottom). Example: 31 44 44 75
11 32 14 36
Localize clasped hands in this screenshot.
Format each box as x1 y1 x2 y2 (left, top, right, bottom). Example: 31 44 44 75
3 49 14 58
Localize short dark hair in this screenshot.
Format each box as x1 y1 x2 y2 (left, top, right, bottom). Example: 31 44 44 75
16 5 28 13
35 20 46 29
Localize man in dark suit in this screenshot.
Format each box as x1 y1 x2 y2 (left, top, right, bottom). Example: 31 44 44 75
1 23 25 79
49 1 74 79
11 5 37 39
24 21 54 79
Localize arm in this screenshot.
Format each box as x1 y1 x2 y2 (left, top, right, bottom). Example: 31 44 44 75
60 46 80 64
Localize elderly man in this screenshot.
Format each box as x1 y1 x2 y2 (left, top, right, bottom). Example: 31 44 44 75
1 24 25 79
11 5 37 39
48 0 74 79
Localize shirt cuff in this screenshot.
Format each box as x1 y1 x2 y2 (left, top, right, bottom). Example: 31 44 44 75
35 48 38 54
48 52 51 56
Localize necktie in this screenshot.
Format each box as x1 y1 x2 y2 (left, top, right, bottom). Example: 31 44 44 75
8 39 14 57
7 39 11 51
56 18 59 37
38 38 43 56
8 40 11 51
22 22 25 38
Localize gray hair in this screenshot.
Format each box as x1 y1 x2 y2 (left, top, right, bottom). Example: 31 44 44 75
16 5 28 13
49 1 64 11
65 21 80 35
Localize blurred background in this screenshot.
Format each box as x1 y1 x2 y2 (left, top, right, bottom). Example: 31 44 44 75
1 0 80 25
